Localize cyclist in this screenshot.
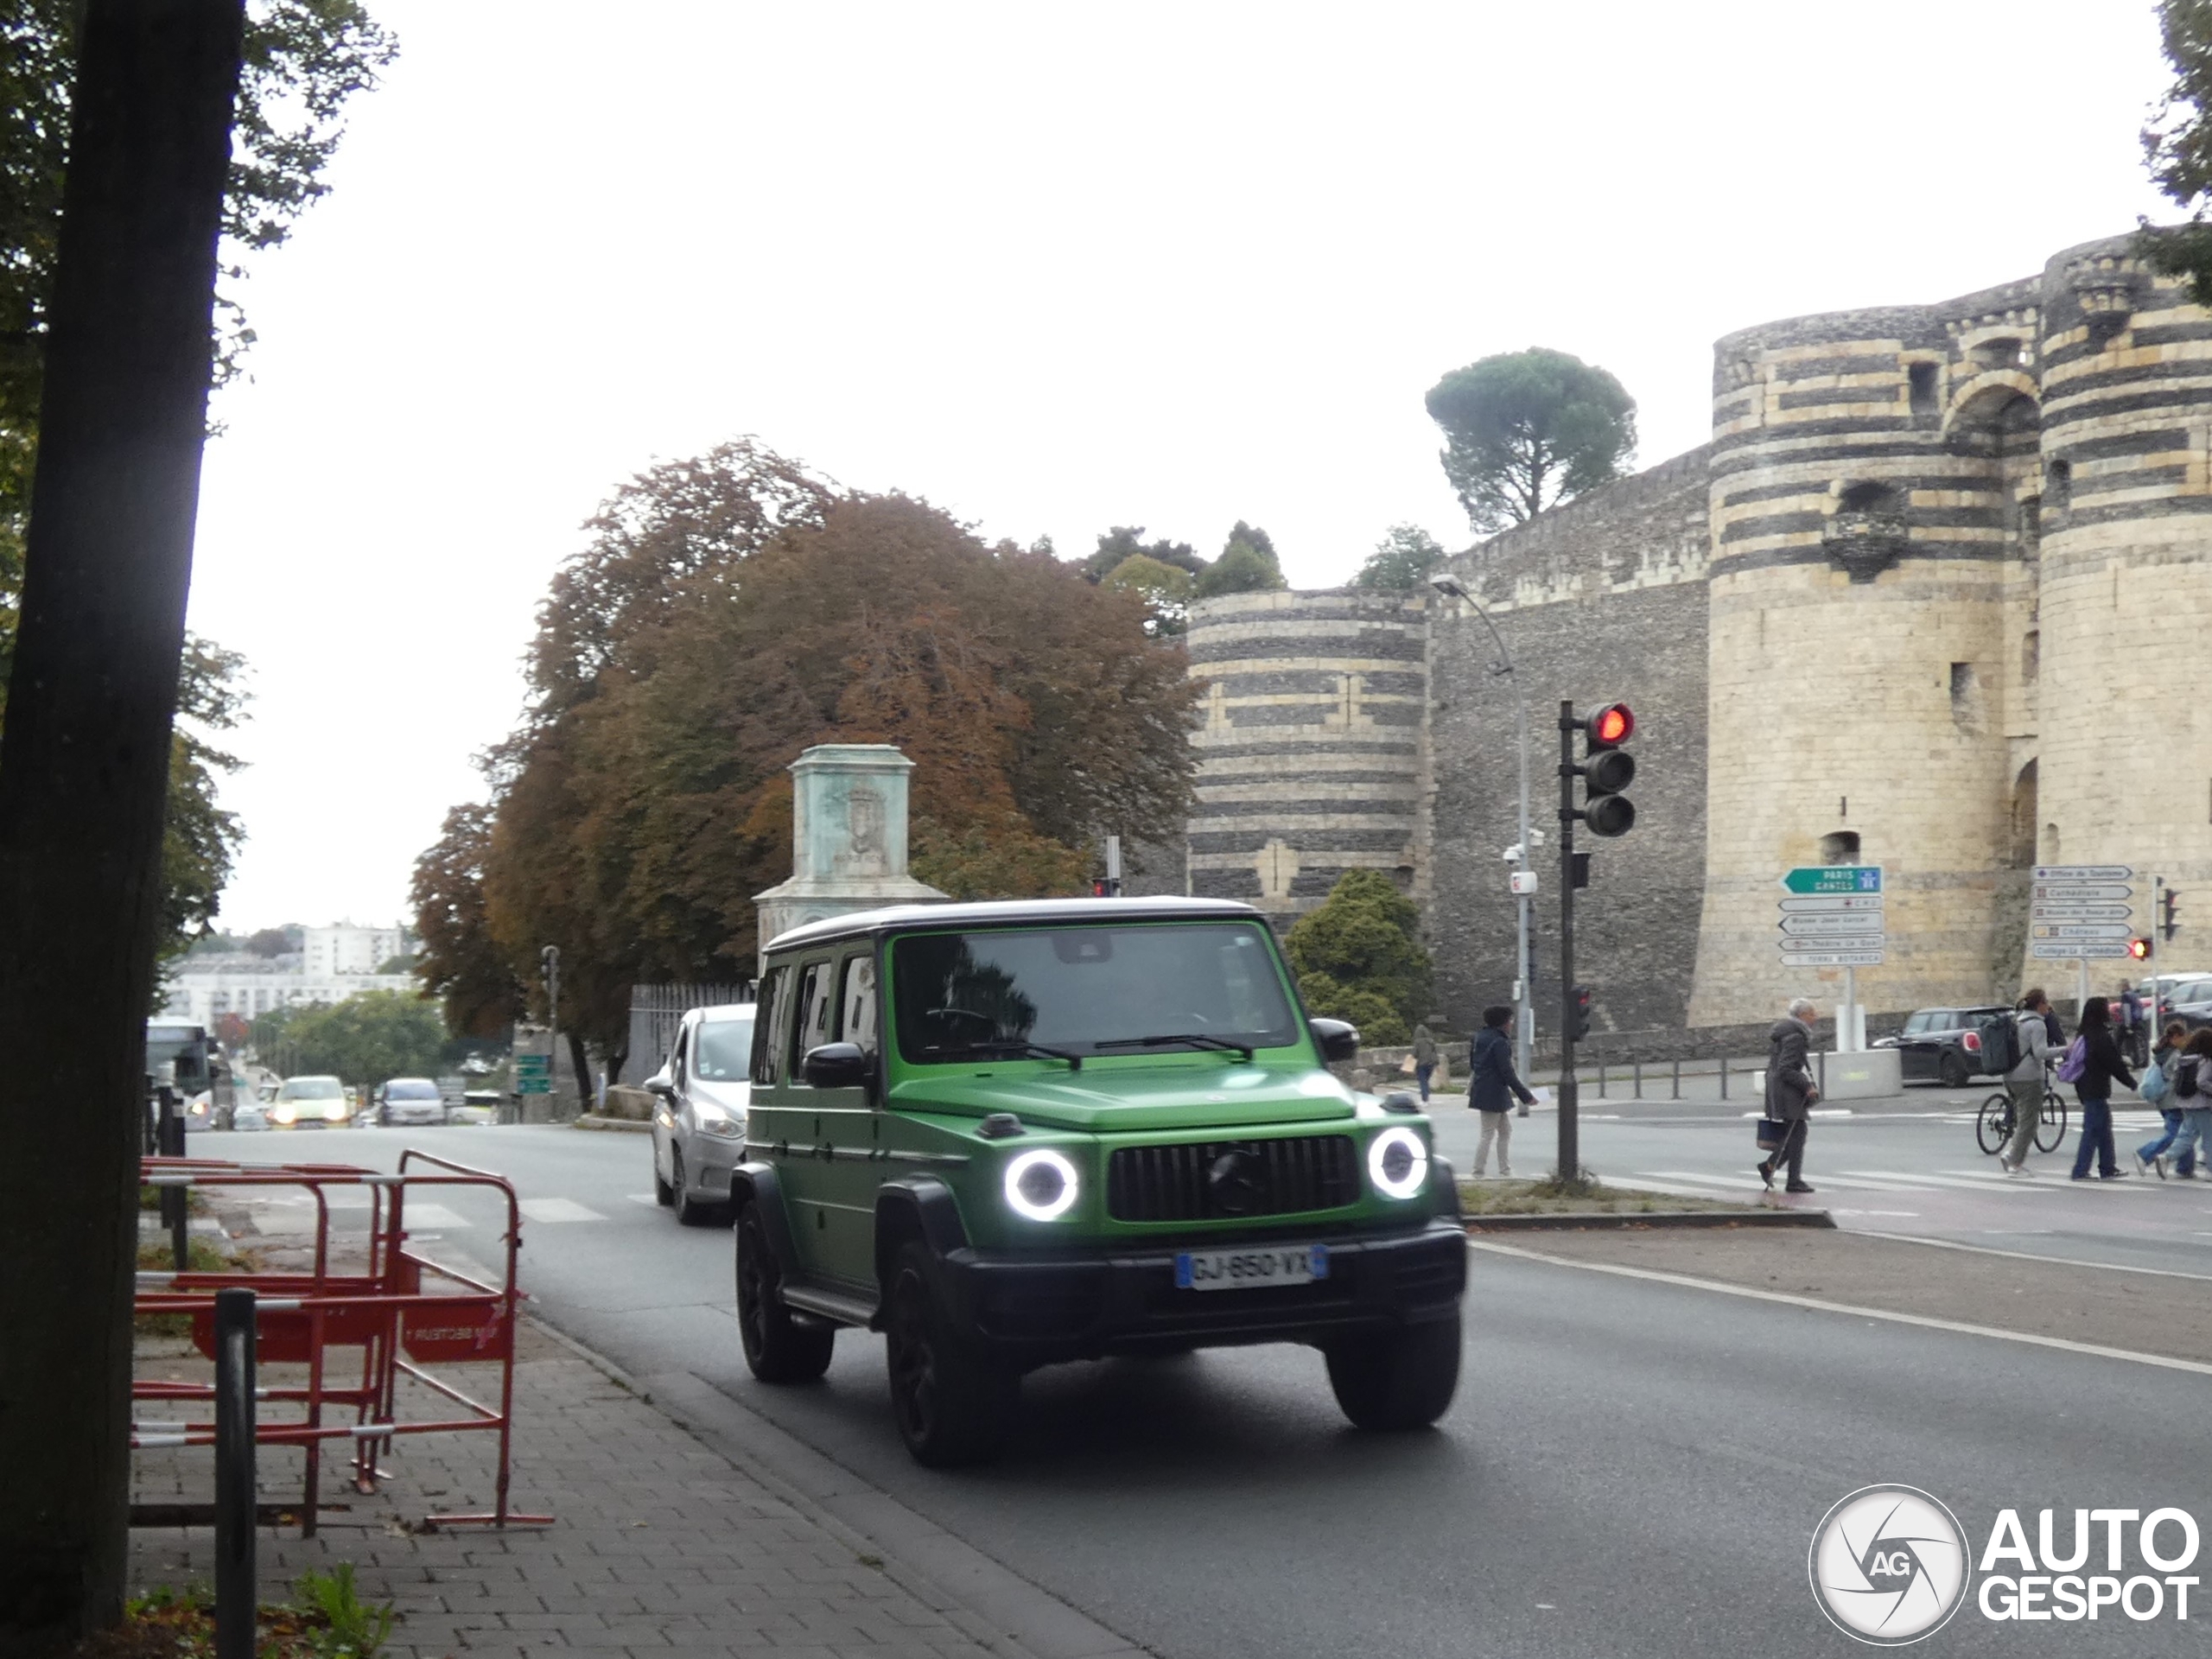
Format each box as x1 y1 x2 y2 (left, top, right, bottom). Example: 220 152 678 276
1998 988 2055 1176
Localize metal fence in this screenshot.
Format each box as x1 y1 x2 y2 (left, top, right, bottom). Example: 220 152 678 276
626 982 751 1081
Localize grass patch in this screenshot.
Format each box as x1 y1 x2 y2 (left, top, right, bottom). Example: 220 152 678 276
73 1570 397 1659
1458 1174 1758 1217
133 1238 261 1338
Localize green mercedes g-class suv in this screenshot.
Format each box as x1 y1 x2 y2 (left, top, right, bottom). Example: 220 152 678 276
731 896 1465 1465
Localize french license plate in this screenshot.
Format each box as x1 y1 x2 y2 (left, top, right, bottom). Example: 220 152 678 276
1174 1243 1328 1291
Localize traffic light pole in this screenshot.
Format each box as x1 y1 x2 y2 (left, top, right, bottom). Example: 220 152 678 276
1556 699 1580 1186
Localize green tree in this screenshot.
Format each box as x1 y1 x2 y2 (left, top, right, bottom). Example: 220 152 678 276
2142 0 2212 302
1192 535 1287 599
1081 524 1203 582
1424 348 1637 533
1283 870 1433 1046
1100 550 1193 636
157 636 249 969
1223 519 1277 564
257 989 446 1084
245 924 296 957
1353 524 1447 592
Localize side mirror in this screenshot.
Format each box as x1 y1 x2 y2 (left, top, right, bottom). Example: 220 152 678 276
645 1074 676 1101
803 1041 870 1090
1311 1018 1361 1063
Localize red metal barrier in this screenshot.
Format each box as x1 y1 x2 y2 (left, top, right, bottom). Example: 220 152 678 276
131 1148 552 1533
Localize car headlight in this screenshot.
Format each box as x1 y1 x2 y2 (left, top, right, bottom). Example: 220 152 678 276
1003 1148 1079 1221
270 1103 297 1124
696 1103 745 1138
1368 1127 1429 1199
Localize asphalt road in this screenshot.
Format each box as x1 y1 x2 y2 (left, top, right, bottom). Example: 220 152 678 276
187 1120 2212 1657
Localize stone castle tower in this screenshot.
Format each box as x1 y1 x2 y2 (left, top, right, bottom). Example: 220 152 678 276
1184 232 2212 1038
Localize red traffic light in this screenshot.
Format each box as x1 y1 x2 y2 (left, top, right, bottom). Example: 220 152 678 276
2128 938 2152 960
1589 702 1635 747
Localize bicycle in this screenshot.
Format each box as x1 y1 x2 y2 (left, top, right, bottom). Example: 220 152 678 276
1976 1074 2068 1155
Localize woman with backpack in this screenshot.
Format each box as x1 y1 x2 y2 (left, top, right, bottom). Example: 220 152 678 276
2152 1028 2212 1179
2065 996 2136 1181
2134 1020 2196 1178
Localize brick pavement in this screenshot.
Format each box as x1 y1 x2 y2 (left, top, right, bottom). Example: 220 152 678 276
129 1322 1046 1659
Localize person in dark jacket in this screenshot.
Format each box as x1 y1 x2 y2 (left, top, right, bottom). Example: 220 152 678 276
1758 997 1821 1193
2069 996 2137 1181
1467 1004 1535 1176
2134 1020 2195 1179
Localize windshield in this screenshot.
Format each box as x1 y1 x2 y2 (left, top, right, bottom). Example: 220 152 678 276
385 1080 439 1100
276 1077 343 1101
694 1017 756 1081
891 923 1298 1063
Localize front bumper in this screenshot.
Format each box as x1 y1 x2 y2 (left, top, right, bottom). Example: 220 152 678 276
932 1217 1466 1367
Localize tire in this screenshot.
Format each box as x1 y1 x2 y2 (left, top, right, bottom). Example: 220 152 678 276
883 1241 1017 1466
2036 1094 2068 1154
652 1140 675 1207
1325 1313 1462 1431
1975 1095 2013 1155
733 1203 834 1382
1939 1051 1968 1090
671 1147 716 1226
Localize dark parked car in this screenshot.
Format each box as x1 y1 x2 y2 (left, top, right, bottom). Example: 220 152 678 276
2152 975 2212 1029
1875 1006 2012 1087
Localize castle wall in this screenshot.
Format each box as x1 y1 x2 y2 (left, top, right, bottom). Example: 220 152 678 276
1427 450 1713 1039
1184 590 1430 926
2036 239 2212 969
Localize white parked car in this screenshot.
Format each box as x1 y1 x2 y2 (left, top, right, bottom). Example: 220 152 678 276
376 1077 446 1127
647 1003 755 1225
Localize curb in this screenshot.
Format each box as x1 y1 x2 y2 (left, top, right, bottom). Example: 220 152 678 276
571 1113 650 1134
1463 1208 1837 1232
520 1316 1143 1659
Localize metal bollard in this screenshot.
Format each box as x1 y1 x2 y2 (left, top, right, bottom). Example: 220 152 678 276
1817 1051 1827 1095
1633 1058 1643 1100
1672 1058 1681 1100
214 1287 257 1659
157 1089 188 1270
1719 1056 1729 1100
1596 1060 1606 1099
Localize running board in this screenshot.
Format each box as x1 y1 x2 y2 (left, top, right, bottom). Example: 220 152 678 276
781 1281 879 1330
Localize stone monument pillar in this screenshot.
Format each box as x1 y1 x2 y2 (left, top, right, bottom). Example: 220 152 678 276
753 744 944 954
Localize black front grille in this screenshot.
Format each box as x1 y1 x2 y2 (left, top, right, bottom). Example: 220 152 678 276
1107 1135 1359 1223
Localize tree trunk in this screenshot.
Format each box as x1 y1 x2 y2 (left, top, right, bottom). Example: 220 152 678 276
0 3 244 1649
566 1027 594 1115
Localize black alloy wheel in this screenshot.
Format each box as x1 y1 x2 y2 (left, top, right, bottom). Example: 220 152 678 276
671 1148 714 1226
1939 1051 1969 1090
733 1205 834 1382
883 1241 1015 1465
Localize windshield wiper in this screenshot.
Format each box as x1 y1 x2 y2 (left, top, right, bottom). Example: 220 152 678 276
1093 1033 1255 1063
932 1039 1083 1071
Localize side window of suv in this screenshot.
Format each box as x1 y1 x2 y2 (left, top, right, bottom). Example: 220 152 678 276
840 952 880 1061
750 968 786 1086
789 960 835 1081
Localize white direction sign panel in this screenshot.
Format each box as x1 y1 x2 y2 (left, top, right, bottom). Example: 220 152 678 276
1781 948 1886 968
2024 902 2133 921
2033 883 2133 903
2032 922 2133 941
2033 865 2133 883
2031 942 2133 961
1778 894 1885 913
1780 914 1888 938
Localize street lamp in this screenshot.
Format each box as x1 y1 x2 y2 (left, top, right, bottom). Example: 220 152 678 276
1429 572 1535 1091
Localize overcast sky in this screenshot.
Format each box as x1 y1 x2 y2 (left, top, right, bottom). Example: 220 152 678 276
188 0 2175 932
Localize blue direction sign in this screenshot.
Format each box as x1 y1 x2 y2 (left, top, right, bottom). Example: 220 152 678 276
1781 865 1883 896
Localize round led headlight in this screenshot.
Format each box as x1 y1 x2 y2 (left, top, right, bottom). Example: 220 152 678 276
1368 1126 1429 1199
1002 1148 1079 1221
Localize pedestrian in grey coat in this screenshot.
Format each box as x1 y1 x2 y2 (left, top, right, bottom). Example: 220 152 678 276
1468 1005 1536 1176
1758 997 1821 1193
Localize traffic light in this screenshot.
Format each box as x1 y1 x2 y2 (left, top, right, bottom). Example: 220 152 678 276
2162 888 2181 942
1577 702 1637 837
2128 937 2152 961
1571 985 1592 1040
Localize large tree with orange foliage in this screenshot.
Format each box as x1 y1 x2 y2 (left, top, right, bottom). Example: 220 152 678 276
415 451 1198 1084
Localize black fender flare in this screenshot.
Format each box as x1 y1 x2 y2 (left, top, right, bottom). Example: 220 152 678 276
1429 1153 1462 1220
872 1176 970 1294
729 1162 799 1278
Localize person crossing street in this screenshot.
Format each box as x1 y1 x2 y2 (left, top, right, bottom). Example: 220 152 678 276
1998 988 2055 1176
1467 1004 1535 1176
1758 997 1820 1193
2067 996 2135 1181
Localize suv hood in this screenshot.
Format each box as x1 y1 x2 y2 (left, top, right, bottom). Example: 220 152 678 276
890 1064 1361 1134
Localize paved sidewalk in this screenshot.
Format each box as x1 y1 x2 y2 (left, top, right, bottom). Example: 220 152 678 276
130 1321 1071 1659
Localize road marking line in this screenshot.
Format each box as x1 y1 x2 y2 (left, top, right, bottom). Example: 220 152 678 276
398 1202 471 1229
518 1198 607 1224
1619 1176 1758 1199
1465 1239 2212 1376
1860 1231 2212 1283
1643 1169 1769 1191
626 1194 660 1206
1934 1168 2157 1194
1845 1169 2030 1193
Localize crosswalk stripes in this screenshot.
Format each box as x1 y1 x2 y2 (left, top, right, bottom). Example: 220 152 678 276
517 1197 608 1224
